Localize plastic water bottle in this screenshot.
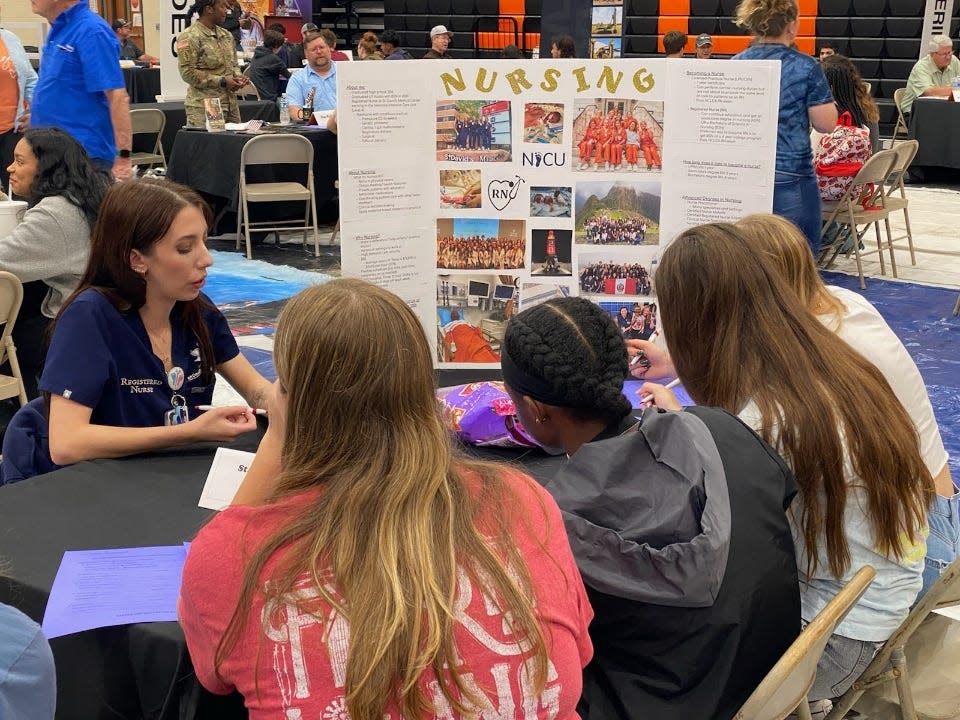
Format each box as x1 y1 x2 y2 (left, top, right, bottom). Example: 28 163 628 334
952 78 960 103
278 93 290 125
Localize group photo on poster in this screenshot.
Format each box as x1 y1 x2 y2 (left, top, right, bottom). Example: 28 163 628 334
575 180 660 245
573 100 663 172
578 248 656 297
436 219 526 270
437 100 512 162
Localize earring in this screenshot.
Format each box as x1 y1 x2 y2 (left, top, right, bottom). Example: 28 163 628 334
134 267 146 276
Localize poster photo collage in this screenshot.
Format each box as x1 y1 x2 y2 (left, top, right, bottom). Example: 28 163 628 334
434 96 662 364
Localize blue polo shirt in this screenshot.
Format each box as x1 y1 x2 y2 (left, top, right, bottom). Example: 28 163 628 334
31 2 124 165
733 43 833 176
286 61 337 111
39 290 239 429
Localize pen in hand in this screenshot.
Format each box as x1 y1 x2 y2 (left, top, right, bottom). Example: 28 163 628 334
195 405 268 417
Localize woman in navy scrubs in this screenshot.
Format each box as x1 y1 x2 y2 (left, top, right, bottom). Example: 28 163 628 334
40 179 271 466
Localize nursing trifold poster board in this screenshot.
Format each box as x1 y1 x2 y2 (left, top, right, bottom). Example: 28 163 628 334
337 59 780 368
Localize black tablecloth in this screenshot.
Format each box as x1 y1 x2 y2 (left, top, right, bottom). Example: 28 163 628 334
165 126 339 228
908 98 960 169
0 414 562 720
122 67 162 104
130 100 279 162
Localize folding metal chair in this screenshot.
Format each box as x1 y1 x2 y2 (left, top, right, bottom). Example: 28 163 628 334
130 108 166 171
733 566 876 720
881 139 918 266
891 88 909 145
818 149 898 288
827 557 960 720
236 134 320 259
0 271 29 407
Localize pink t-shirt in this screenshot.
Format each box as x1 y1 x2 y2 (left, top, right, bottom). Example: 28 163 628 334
179 469 593 719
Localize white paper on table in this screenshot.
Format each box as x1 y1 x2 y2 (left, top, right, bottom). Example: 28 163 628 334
198 447 255 510
312 109 334 127
224 121 253 131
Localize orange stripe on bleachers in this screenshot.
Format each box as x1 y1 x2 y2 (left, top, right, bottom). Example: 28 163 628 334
659 0 691 15
499 0 524 13
657 16 688 33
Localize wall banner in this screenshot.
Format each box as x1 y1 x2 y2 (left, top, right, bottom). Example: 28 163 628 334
920 0 957 60
159 0 190 100
337 59 780 368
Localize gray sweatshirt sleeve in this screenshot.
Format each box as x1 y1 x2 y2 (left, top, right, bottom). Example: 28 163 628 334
0 197 90 284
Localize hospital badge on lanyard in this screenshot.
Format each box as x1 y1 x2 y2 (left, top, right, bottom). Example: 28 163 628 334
164 366 189 426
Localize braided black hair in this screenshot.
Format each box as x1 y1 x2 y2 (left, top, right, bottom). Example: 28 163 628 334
504 297 632 426
188 0 217 18
822 54 879 127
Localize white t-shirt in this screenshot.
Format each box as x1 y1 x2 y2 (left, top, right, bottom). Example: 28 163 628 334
824 285 947 477
739 286 944 642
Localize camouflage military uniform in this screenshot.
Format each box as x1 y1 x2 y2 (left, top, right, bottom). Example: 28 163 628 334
176 22 241 126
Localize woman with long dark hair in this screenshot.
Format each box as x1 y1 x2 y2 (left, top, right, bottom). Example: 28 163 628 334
0 127 110 397
821 54 881 151
644 223 933 712
179 279 592 719
39 178 270 466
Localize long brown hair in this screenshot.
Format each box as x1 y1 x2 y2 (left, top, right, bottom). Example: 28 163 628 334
53 179 218 384
655 224 933 579
736 213 845 319
215 279 549 719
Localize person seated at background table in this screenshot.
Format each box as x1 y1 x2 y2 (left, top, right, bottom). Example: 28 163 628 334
662 30 686 57
551 33 576 58
501 296 801 720
267 23 291 66
177 0 249 127
0 601 56 719
817 40 837 62
641 223 933 717
0 21 36 192
38 179 271 467
179 278 593 720
319 28 350 61
286 31 337 122
819 54 880 152
736 213 957 600
356 31 381 60
285 22 317 68
0 128 110 399
113 18 158 64
247 29 290 102
900 35 960 116
379 29 412 60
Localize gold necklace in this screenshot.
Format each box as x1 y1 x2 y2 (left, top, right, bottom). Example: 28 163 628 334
146 327 173 368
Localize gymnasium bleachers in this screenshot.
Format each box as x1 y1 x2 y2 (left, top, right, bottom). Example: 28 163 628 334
375 0 959 136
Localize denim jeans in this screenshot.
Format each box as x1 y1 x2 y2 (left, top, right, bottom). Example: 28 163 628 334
805 629 882 700
920 489 960 600
774 171 822 256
